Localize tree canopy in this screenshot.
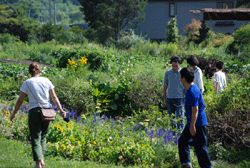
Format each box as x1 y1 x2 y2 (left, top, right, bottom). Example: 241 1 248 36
79 0 147 43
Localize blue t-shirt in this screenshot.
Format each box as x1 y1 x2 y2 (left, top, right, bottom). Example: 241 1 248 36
185 84 208 126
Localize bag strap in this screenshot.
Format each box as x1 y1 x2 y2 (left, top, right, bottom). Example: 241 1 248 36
26 81 43 108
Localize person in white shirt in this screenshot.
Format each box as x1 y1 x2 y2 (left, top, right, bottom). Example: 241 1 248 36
187 56 205 94
213 61 227 94
10 62 66 168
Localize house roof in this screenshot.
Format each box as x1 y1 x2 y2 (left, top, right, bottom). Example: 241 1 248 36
190 8 250 20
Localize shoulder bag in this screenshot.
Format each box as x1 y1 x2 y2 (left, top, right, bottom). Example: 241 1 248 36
27 82 56 121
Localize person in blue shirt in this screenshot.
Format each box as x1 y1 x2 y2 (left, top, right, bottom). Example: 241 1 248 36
178 67 212 168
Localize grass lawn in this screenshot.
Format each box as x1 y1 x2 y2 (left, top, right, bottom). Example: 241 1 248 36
0 137 128 168
0 136 248 168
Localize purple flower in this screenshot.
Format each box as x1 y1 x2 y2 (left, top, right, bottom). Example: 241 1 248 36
146 129 154 140
133 124 143 131
164 130 174 144
77 115 81 123
101 115 108 122
156 128 165 137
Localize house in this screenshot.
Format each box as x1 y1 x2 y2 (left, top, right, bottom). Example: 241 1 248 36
191 8 250 34
137 0 243 40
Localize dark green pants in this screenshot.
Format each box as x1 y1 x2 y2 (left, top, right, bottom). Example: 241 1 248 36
28 107 50 161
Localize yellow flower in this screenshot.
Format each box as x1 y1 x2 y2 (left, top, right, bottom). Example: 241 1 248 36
67 58 77 67
79 56 88 65
2 107 10 117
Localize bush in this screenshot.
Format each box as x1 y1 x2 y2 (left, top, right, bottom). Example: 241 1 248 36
55 26 88 44
52 74 95 115
35 23 63 42
127 73 162 111
166 17 179 43
0 33 20 44
185 19 201 43
207 74 250 148
227 23 250 55
115 30 145 49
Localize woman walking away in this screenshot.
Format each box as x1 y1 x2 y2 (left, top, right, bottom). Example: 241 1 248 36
10 62 66 168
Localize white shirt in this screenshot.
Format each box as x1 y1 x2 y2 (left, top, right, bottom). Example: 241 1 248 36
20 76 54 110
213 70 227 94
194 66 204 93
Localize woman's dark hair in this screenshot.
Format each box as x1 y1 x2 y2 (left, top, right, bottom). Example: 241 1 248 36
170 56 181 64
29 62 41 76
180 67 194 83
187 56 199 66
216 61 224 70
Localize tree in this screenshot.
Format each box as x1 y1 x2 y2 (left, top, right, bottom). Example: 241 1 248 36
79 0 147 43
198 20 209 43
166 17 179 43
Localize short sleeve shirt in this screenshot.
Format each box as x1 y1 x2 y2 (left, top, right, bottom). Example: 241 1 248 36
213 71 227 94
164 69 185 98
21 76 54 110
185 84 208 126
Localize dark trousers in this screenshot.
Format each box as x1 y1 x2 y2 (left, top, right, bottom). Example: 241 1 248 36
167 98 185 130
178 125 212 168
28 107 50 161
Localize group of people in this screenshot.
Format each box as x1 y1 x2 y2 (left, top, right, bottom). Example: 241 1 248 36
8 57 227 168
163 56 227 168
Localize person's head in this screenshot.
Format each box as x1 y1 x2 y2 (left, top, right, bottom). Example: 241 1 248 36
170 56 181 71
215 61 224 70
29 62 41 76
180 67 194 85
187 56 199 67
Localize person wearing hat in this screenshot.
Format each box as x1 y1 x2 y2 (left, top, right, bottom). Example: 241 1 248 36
163 56 185 131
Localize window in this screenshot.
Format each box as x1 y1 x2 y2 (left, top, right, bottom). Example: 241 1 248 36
217 2 234 9
169 3 176 17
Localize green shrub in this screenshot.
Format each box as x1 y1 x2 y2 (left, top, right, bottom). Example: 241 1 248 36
0 33 20 44
52 74 95 115
227 23 250 55
55 47 107 71
207 74 250 148
55 26 88 44
35 23 63 42
92 80 132 117
115 30 145 49
127 73 162 111
166 17 179 43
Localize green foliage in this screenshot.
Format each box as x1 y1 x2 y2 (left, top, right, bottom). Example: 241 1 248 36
127 73 162 111
115 30 145 49
79 0 147 43
92 80 132 117
53 74 95 115
166 17 179 43
0 0 84 25
207 74 250 148
0 33 20 43
198 20 210 43
227 23 250 55
55 48 105 70
0 137 125 168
